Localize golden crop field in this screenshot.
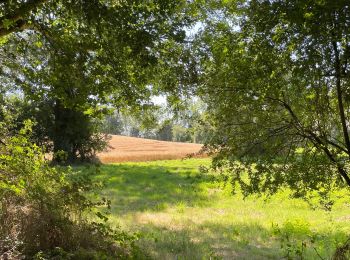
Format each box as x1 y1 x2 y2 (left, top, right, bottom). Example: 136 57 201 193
97 135 205 163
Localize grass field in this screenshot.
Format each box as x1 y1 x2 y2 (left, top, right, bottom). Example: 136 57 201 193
97 135 204 163
94 158 350 259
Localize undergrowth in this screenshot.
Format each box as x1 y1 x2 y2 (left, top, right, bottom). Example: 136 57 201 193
0 121 141 259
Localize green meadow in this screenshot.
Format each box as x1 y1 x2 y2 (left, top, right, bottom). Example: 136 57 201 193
91 158 350 259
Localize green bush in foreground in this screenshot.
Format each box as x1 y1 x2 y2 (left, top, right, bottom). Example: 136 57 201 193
0 122 139 259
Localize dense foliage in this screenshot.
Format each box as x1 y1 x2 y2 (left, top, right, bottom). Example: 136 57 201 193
1 0 194 162
196 0 350 200
0 121 140 258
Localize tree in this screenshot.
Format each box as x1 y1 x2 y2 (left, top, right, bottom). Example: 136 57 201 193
102 112 124 135
1 0 194 162
156 119 173 141
174 99 211 144
197 0 350 199
172 124 192 142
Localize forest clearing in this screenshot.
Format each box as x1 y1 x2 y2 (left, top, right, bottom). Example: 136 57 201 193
95 158 350 259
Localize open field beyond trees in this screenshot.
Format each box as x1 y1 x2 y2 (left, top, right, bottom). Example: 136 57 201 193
93 158 350 259
97 135 204 163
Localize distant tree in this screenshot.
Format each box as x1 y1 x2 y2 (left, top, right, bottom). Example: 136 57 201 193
102 112 124 135
197 0 350 199
130 127 141 138
156 119 173 141
172 124 192 142
169 99 211 144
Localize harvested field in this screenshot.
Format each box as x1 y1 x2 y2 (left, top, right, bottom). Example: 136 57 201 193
97 135 204 163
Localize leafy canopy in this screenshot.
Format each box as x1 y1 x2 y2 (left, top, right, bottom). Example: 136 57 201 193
0 0 196 161
197 0 350 200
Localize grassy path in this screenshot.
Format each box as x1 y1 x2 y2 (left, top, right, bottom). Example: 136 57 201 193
96 158 350 259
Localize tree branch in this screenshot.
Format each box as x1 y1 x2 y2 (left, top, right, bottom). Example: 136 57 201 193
332 40 350 154
266 96 350 186
0 0 48 38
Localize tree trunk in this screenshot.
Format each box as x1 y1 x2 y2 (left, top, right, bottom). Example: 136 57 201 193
332 41 350 154
52 99 76 163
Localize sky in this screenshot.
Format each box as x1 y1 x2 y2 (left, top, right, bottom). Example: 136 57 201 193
151 94 167 106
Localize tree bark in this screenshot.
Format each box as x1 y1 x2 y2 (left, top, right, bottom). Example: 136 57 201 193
332 41 350 154
53 99 76 163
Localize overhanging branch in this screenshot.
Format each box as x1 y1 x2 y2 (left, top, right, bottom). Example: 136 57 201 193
0 0 48 38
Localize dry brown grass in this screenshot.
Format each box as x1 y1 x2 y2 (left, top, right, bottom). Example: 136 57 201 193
97 135 205 163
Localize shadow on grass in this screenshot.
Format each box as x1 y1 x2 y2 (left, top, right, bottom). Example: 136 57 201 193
136 222 280 259
97 164 213 214
135 220 347 260
94 162 348 259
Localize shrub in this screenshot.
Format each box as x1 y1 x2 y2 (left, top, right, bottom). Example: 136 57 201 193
0 121 138 258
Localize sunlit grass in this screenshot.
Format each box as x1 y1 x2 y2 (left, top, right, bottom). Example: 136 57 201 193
95 158 350 259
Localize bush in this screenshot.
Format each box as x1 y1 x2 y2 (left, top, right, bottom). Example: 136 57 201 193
2 96 109 164
0 121 138 259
